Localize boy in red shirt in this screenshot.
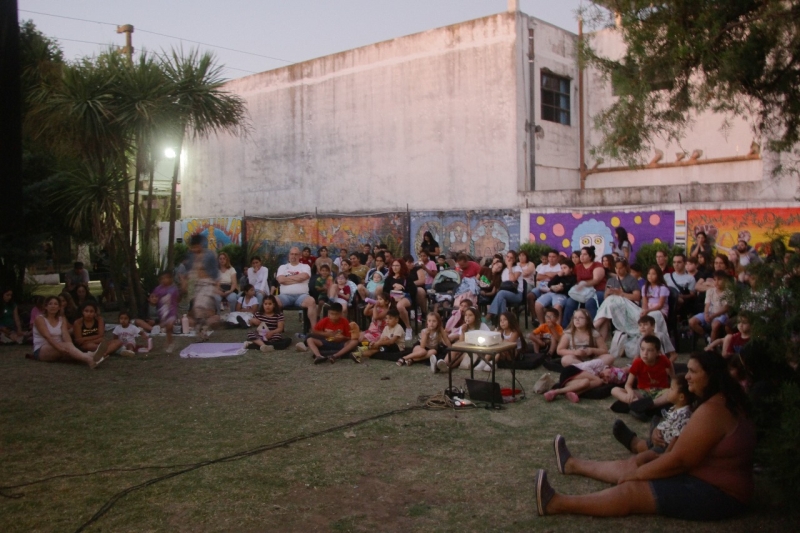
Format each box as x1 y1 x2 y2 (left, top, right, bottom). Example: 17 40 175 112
298 302 359 364
611 335 674 418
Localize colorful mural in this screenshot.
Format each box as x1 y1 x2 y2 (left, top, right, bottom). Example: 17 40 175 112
245 214 408 263
687 208 800 255
528 211 675 260
410 211 520 258
182 218 242 250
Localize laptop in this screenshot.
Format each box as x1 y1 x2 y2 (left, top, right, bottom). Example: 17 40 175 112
465 378 504 405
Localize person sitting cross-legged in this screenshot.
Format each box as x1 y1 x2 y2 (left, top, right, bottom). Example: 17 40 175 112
297 302 359 364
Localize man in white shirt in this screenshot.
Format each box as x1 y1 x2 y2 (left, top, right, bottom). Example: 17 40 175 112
533 250 563 296
276 247 317 325
247 256 270 306
665 253 697 311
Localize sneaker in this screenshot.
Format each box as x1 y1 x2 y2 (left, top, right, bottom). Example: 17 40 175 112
436 359 449 373
165 342 175 354
260 344 274 353
534 469 555 517
429 354 439 373
350 351 362 363
479 361 493 373
236 316 248 328
313 355 328 365
120 349 136 357
91 340 109 368
553 434 572 475
405 328 413 342
295 342 308 352
544 390 558 402
151 325 161 336
295 333 307 341
612 419 637 451
0 333 12 344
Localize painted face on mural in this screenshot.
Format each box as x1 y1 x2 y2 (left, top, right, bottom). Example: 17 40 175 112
580 233 607 257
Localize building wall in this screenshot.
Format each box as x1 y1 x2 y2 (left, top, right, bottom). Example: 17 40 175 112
410 210 520 259
183 13 523 218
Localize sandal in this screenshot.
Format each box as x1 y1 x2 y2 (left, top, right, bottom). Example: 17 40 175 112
396 358 407 366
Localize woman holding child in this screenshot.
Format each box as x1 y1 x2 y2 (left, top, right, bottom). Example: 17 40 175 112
561 246 607 327
535 350 755 521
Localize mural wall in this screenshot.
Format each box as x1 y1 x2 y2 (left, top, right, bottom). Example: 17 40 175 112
182 218 242 250
410 210 520 258
245 214 408 263
687 208 800 255
528 211 675 260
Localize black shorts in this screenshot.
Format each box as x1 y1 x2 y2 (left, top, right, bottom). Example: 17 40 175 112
320 339 346 351
379 344 400 353
650 474 744 521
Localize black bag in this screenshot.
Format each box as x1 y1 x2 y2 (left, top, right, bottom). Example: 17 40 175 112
497 352 544 370
434 280 459 292
669 274 691 296
499 281 518 293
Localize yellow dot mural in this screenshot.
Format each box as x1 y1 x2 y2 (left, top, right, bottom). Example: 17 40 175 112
562 238 570 248
540 233 547 241
654 238 662 243
610 216 621 227
536 216 546 225
634 216 642 224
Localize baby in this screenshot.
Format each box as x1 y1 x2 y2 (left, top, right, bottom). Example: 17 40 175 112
366 270 384 299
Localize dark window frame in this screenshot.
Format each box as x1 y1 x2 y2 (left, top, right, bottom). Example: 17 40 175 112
541 72 571 126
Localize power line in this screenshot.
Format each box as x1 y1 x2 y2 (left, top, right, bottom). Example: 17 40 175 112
19 9 295 63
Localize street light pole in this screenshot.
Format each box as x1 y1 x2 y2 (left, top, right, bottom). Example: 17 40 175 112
116 24 134 61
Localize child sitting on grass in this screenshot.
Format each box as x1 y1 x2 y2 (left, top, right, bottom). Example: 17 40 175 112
73 302 106 353
360 293 390 344
437 306 490 372
530 307 563 356
226 284 259 328
298 302 360 364
544 358 629 403
705 314 752 358
397 312 451 368
134 292 161 335
151 271 179 353
611 335 675 419
113 311 148 357
626 315 678 362
613 373 695 455
245 295 289 351
357 309 404 361
491 311 525 366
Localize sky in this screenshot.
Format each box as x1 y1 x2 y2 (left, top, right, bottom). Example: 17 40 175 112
18 0 585 80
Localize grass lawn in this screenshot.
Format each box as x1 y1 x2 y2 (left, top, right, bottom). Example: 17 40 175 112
0 313 792 532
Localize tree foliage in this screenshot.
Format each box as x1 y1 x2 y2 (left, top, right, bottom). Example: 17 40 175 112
581 1 800 164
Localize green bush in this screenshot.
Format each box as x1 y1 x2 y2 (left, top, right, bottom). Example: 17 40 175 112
137 248 160 293
519 242 555 266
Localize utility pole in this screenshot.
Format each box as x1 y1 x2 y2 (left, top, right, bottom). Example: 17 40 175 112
116 24 134 61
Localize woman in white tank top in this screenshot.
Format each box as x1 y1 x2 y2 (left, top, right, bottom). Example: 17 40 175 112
30 296 108 368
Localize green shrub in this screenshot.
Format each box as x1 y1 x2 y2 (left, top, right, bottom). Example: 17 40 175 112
519 242 555 266
137 248 160 293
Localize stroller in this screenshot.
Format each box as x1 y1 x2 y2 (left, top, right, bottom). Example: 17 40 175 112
429 269 462 318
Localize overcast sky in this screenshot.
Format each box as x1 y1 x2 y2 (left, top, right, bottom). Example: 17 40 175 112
19 0 585 79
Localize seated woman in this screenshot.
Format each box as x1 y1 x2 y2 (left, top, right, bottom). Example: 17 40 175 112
592 259 642 342
477 261 503 306
485 250 524 322
556 308 612 367
58 291 80 327
561 246 607 327
534 351 755 522
217 251 239 310
383 259 417 339
1 288 31 344
73 285 97 310
29 296 108 368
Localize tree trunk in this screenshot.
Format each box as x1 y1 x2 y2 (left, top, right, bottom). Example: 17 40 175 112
166 133 184 270
131 133 143 252
143 149 156 253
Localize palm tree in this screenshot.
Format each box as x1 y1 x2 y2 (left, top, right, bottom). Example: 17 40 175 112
161 48 248 267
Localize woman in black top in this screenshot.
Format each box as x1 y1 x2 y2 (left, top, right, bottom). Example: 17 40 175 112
383 259 416 334
421 231 441 257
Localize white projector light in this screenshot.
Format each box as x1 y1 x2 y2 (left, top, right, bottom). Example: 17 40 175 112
465 330 501 347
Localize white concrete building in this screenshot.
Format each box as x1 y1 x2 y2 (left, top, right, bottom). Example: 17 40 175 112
182 8 797 219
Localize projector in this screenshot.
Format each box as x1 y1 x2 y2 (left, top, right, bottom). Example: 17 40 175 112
465 330 502 347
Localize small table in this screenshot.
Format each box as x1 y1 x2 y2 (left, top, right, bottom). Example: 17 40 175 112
447 341 518 409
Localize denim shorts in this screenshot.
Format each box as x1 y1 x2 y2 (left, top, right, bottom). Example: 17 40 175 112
650 474 744 521
278 293 310 308
692 312 728 329
537 292 567 308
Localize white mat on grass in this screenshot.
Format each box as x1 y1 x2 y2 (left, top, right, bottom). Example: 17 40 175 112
179 343 247 359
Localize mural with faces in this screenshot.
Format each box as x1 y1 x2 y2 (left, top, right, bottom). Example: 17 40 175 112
528 210 675 262
410 210 520 259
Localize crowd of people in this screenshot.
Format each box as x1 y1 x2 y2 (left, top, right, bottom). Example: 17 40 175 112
4 227 799 522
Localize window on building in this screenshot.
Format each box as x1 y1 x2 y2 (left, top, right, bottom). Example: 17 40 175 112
541 73 570 126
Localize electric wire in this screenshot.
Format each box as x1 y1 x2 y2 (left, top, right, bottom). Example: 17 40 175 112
19 9 295 63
